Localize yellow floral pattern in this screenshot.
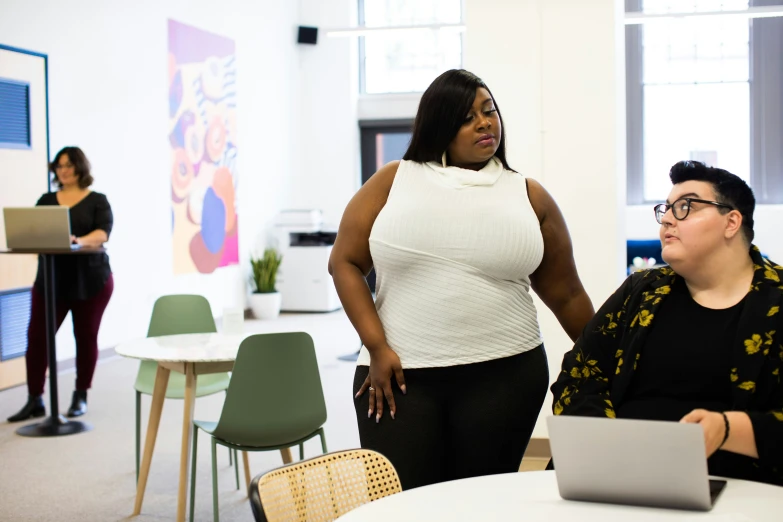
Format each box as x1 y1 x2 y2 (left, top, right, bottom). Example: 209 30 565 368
746 335 763 355
631 310 654 328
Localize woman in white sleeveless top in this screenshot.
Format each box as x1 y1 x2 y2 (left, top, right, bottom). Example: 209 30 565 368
329 69 595 490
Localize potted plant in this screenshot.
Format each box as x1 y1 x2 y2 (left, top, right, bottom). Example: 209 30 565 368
249 248 283 319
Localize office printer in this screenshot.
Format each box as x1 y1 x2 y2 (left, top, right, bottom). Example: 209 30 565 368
273 210 341 312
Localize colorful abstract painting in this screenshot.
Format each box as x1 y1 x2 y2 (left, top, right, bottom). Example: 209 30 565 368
168 20 238 274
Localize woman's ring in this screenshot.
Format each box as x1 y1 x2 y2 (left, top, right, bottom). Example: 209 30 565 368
368 387 375 391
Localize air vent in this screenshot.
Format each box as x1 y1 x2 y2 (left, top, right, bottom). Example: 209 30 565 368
0 287 32 361
0 79 31 148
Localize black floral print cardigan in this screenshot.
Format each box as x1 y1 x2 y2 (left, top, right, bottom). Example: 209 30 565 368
551 246 783 484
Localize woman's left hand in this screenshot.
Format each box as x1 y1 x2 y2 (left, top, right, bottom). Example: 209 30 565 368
681 409 727 457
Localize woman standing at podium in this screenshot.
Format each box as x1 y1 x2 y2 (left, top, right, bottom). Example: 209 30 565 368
7 146 114 422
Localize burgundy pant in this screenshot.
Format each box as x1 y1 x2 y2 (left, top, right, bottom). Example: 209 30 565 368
26 275 114 396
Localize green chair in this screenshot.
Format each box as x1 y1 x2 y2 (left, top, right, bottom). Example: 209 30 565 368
189 332 328 522
135 294 234 482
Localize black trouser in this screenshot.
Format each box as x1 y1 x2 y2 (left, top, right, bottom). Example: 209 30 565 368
353 346 548 491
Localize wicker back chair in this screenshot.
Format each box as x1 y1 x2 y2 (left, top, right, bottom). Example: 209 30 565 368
250 449 402 522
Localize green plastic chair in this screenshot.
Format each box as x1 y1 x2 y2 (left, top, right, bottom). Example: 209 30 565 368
189 332 328 522
135 294 234 482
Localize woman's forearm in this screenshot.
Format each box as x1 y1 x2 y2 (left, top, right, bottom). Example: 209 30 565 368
76 229 108 247
551 289 595 343
331 261 389 354
723 411 759 459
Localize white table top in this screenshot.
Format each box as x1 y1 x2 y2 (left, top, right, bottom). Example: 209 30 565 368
114 333 249 363
338 471 783 522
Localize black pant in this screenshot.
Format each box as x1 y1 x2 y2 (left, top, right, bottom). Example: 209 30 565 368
353 346 548 490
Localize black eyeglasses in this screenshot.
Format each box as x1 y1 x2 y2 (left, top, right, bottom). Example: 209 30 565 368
654 198 734 225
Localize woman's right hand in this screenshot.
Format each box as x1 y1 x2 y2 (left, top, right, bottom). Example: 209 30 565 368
355 345 407 423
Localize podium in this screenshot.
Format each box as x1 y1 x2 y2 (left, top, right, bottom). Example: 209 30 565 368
0 247 104 437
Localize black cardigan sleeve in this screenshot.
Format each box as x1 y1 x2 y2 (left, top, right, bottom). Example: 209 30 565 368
551 273 638 417
746 338 783 472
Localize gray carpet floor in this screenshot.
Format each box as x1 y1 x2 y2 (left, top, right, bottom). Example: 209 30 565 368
0 312 363 522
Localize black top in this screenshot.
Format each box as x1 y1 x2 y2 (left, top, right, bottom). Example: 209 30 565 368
34 191 113 300
618 281 742 420
617 281 761 482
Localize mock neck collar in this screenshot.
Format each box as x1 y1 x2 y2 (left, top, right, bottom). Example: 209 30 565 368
426 153 504 188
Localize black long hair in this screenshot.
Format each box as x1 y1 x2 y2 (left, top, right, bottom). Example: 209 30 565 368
402 69 514 171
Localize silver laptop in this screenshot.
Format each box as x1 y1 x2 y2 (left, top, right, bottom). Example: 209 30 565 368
547 416 727 511
3 207 79 251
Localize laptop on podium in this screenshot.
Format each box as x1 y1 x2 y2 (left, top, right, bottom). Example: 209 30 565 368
3 207 79 251
547 416 727 511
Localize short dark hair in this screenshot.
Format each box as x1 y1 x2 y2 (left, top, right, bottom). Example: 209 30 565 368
50 146 93 189
669 160 755 243
403 69 514 171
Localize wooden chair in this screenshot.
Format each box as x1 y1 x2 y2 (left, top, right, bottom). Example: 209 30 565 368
249 449 402 522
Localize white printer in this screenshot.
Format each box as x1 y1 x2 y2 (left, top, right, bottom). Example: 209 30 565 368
273 210 341 312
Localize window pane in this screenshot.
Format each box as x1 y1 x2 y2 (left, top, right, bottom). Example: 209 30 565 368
360 0 462 94
643 82 750 201
375 132 411 170
642 0 749 13
363 0 461 26
363 30 462 94
642 17 748 85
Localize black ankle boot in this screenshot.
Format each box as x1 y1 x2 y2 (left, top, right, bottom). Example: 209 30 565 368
66 390 87 417
7 395 45 423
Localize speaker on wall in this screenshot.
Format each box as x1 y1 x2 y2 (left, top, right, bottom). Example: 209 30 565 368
297 26 318 45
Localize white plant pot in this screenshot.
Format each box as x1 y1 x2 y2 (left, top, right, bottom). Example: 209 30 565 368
249 292 282 320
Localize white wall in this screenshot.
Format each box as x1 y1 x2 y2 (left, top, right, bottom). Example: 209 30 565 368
292 0 360 229
0 0 301 360
464 0 627 438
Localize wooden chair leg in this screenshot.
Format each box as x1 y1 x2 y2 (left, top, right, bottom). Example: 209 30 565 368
242 452 251 492
280 447 293 464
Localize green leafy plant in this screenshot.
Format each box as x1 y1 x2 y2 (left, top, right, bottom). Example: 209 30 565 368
250 248 282 294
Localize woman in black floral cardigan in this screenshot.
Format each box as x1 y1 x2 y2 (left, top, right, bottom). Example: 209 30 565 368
551 160 783 486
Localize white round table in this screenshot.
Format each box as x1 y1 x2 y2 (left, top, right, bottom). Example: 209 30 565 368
116 333 257 522
337 471 783 521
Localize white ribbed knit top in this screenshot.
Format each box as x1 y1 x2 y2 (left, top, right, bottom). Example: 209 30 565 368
356 157 545 369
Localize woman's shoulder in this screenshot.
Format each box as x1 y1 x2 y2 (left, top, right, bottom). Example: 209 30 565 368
359 161 400 202
85 191 110 204
36 192 58 205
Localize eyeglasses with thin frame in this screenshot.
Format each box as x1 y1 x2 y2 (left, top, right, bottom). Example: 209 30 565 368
653 198 735 225
55 163 74 170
